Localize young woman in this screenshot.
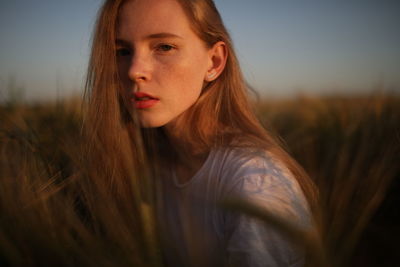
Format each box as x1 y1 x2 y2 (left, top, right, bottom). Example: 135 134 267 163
85 0 318 266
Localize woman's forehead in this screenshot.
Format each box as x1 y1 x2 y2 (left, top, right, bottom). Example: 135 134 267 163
117 0 193 40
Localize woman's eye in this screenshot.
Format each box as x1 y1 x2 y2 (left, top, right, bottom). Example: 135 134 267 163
156 44 174 53
116 48 131 57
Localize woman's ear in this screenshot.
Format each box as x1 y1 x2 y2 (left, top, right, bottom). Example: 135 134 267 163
205 41 228 82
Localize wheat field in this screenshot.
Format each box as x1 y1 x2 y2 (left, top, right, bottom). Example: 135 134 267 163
1 92 399 266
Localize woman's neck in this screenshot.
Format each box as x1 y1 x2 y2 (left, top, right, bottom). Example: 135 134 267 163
163 122 209 184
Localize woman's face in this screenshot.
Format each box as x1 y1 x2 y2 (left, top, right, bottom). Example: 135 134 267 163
116 0 212 129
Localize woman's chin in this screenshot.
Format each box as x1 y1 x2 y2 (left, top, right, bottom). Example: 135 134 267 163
138 117 169 129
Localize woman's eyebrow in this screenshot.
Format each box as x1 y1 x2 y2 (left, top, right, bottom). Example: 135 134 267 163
115 32 183 45
115 39 130 46
145 32 183 40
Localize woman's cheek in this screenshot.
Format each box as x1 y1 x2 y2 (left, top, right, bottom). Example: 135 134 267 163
159 55 194 81
156 49 207 94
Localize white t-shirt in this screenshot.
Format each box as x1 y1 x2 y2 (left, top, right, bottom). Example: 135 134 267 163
157 147 312 267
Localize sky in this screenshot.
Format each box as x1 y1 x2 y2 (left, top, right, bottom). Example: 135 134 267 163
0 0 399 101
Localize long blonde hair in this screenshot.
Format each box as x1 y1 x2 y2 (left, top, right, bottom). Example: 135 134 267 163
85 0 318 211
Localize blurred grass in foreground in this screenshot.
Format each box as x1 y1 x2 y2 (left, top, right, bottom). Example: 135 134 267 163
1 93 399 266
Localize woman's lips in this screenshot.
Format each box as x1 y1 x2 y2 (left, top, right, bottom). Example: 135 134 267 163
132 92 159 109
135 99 159 109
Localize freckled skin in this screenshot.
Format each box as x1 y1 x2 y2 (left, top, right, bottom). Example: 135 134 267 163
116 0 212 129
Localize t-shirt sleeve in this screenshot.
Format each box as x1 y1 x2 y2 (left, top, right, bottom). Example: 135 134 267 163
222 154 311 267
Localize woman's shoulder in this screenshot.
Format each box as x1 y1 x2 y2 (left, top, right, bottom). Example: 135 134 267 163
211 146 311 227
212 146 294 186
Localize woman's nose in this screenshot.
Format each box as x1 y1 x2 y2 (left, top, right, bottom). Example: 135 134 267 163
128 54 151 83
